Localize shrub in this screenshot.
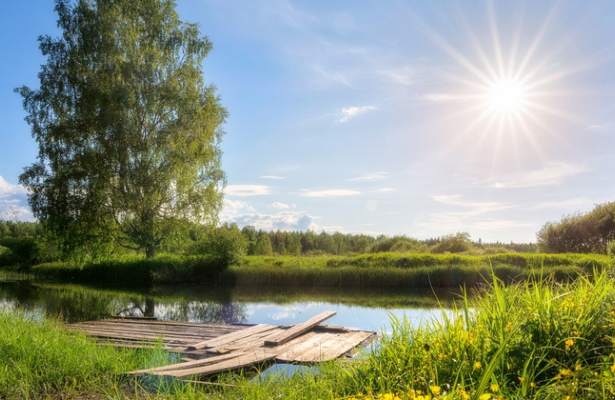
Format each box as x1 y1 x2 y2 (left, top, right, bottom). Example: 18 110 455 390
431 232 474 253
190 226 247 266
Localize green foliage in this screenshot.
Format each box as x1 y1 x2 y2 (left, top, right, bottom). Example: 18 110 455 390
190 224 247 265
253 232 274 255
430 232 474 253
32 254 225 286
29 252 611 288
607 240 615 257
18 0 225 258
538 201 615 253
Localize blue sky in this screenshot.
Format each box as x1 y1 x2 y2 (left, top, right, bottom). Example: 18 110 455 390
1 0 614 242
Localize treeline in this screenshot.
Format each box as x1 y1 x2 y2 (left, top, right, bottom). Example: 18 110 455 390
206 226 537 256
538 202 615 254
0 221 537 267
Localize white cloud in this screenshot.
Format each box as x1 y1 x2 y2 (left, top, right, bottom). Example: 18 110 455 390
338 105 377 123
348 171 389 182
0 176 33 222
0 176 26 198
380 65 414 86
432 194 512 215
532 197 595 211
489 162 588 189
271 201 293 209
224 184 271 197
260 175 286 180
373 187 397 193
220 199 257 221
300 189 361 198
221 199 333 232
422 93 463 103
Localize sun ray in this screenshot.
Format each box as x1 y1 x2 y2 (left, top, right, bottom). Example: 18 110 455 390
487 0 505 76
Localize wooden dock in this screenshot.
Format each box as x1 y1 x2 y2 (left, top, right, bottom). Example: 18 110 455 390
68 311 376 378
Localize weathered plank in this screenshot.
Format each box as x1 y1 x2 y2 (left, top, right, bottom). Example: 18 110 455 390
131 351 245 375
188 324 277 350
154 350 277 377
264 311 336 346
276 331 374 362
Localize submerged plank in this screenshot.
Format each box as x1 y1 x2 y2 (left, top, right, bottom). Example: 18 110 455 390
264 311 336 346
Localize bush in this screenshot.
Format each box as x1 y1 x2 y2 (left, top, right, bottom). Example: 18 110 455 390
430 232 474 253
190 226 247 266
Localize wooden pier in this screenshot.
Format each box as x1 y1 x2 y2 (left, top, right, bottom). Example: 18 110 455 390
68 311 376 378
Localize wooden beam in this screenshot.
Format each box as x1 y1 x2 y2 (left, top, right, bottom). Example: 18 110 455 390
153 350 277 377
264 311 336 347
187 324 277 350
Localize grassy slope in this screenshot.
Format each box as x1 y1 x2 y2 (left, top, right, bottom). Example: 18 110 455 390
4 272 615 399
26 252 612 288
0 312 172 399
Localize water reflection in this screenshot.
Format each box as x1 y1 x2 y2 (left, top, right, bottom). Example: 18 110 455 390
0 276 462 332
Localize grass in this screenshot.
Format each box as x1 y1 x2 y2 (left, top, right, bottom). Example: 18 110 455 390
31 254 226 286
209 271 615 399
5 271 615 399
0 311 172 399
24 252 613 289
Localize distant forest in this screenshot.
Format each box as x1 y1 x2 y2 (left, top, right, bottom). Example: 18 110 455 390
2 200 614 259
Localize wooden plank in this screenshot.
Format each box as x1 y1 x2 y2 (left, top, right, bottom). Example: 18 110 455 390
70 322 219 340
95 319 248 331
188 324 277 350
131 351 245 375
211 327 287 354
111 315 157 320
69 327 198 345
264 311 336 346
276 331 375 362
154 350 277 377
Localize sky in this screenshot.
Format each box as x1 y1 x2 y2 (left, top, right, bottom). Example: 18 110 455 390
0 0 614 242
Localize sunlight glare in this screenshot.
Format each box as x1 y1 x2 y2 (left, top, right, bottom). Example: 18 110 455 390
485 78 528 115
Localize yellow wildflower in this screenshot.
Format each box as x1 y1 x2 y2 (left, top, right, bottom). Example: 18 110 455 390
473 361 482 370
429 385 441 396
610 364 615 373
530 382 536 388
458 389 470 400
565 338 575 350
479 394 492 400
490 383 500 393
558 368 574 378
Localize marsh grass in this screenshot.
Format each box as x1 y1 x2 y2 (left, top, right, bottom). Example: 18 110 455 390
27 252 611 289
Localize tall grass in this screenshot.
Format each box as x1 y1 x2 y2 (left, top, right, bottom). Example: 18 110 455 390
27 252 611 288
4 271 615 398
213 271 615 399
0 312 171 399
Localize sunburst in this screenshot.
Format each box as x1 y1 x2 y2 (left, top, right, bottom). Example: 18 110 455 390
415 1 596 167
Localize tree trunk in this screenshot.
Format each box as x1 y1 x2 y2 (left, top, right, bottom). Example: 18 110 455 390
145 245 156 258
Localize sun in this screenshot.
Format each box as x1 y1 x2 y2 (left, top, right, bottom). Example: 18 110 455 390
484 78 529 116
416 2 589 165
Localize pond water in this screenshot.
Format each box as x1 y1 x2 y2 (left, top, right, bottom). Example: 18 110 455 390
0 273 461 333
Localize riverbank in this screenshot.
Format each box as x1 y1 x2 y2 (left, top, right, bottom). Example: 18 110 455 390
3 272 615 399
22 252 612 288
